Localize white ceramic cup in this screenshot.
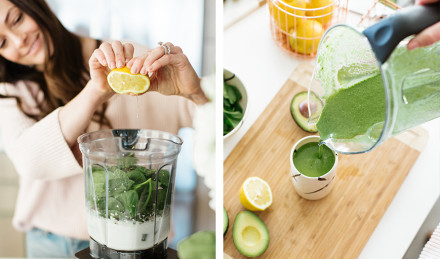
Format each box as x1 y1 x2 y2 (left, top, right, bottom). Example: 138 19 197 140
289 135 338 200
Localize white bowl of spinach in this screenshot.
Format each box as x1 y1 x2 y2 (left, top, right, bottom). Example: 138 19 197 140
224 69 248 140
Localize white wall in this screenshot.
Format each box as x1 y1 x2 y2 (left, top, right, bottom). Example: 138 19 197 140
46 0 206 76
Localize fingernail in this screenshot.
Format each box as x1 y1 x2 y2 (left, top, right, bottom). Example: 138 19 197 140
407 40 419 50
131 66 138 74
117 61 124 68
148 66 154 72
102 60 107 66
140 68 147 75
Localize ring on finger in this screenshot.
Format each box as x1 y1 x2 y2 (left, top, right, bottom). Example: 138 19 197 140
163 44 171 55
157 41 171 55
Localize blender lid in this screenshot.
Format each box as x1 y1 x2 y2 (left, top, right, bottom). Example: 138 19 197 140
77 129 183 158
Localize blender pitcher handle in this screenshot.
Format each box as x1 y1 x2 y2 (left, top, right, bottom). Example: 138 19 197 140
363 2 440 64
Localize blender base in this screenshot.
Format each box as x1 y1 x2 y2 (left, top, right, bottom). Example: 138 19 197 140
75 238 178 259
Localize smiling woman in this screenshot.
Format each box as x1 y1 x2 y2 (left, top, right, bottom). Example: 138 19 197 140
0 4 45 66
0 0 89 121
0 0 210 257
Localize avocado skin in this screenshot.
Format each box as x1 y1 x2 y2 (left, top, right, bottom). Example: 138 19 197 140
290 91 319 133
177 231 215 259
233 210 270 257
224 206 229 236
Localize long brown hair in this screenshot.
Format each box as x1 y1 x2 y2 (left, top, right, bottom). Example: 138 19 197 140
0 0 108 126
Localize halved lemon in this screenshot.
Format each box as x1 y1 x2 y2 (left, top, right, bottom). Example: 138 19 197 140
107 66 150 94
239 177 273 211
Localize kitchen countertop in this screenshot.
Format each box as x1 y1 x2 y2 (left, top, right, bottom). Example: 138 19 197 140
223 4 440 258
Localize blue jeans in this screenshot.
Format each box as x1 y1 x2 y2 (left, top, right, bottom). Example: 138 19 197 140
26 228 89 258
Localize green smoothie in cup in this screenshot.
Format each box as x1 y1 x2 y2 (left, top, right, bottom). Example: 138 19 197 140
290 135 338 200
292 142 335 177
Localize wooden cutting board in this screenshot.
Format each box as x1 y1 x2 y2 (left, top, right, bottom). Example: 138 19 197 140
223 63 428 258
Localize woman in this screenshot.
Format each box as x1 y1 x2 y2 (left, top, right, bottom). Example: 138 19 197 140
0 0 209 257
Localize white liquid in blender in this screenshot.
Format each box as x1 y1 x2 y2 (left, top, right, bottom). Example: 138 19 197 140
86 210 170 251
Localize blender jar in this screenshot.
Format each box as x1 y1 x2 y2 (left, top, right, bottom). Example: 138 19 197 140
308 25 440 154
78 129 182 258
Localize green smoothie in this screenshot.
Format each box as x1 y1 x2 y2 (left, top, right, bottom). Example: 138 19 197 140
314 26 440 149
317 74 386 141
292 142 335 177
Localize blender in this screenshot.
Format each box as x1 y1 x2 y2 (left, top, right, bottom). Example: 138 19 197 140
308 3 440 154
77 129 182 258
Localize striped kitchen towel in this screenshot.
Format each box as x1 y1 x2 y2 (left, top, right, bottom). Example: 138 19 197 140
420 221 440 258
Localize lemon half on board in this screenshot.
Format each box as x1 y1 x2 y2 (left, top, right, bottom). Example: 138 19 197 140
239 177 273 211
107 67 150 94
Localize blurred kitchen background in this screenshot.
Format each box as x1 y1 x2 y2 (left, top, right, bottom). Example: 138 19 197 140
223 0 415 29
0 0 215 256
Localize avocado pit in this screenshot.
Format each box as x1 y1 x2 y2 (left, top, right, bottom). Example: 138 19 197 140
290 91 322 133
298 100 317 118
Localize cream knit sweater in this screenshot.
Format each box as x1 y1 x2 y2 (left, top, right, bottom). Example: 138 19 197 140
0 80 195 240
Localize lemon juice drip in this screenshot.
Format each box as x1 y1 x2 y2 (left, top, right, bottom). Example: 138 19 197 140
136 96 140 120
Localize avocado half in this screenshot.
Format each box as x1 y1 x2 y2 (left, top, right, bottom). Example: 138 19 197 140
223 206 229 236
233 211 269 257
290 91 323 133
177 231 215 259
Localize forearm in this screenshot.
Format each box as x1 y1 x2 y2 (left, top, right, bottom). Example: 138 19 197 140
0 101 83 180
59 81 112 147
